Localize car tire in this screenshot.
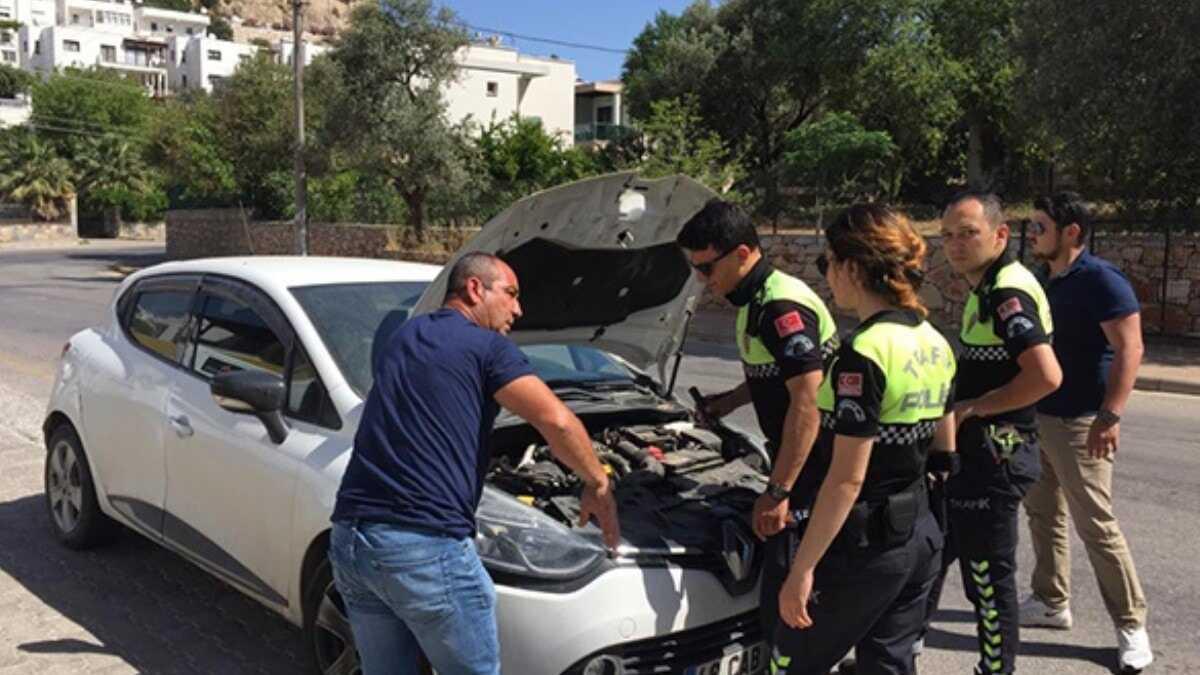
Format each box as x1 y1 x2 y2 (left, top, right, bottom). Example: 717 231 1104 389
44 424 118 549
304 555 435 675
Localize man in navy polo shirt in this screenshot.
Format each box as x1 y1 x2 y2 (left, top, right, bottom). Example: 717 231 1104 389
1021 192 1152 671
328 252 620 675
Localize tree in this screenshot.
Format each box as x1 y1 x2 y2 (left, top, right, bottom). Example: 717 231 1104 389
146 93 237 208
622 2 723 124
0 132 76 221
0 63 33 99
623 0 908 218
31 69 153 161
208 16 233 41
320 0 470 232
475 115 602 215
76 135 160 234
638 97 744 196
782 112 900 224
1017 0 1200 220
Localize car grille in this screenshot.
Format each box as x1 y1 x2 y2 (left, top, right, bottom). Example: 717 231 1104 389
562 610 763 675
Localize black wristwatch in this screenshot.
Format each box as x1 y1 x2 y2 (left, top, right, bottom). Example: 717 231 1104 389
1096 409 1121 427
765 481 790 501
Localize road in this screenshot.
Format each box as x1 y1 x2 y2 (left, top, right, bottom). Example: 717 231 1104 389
0 243 1197 674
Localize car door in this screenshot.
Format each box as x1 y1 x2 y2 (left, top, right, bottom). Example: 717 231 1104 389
163 275 335 608
85 274 200 538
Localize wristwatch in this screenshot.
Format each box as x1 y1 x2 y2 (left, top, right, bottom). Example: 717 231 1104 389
1096 409 1121 427
765 481 790 501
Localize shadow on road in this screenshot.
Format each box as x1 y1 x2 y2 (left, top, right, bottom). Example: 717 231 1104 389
926 622 1120 673
0 493 305 674
67 249 166 270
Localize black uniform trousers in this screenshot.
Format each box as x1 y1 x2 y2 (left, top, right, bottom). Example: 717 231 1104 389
762 510 943 675
923 420 1040 674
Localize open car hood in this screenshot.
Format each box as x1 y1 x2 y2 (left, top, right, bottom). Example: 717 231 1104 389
412 172 717 383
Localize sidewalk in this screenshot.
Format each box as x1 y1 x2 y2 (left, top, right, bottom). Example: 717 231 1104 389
686 307 1200 397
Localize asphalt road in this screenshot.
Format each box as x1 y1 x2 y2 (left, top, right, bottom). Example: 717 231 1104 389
1 242 1197 674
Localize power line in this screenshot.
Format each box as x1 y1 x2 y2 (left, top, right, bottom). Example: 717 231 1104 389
460 23 630 55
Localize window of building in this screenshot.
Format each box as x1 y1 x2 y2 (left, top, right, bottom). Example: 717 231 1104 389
238 53 250 63
0 31 11 45
166 25 173 32
33 40 39 55
70 13 79 24
63 40 80 52
181 74 187 87
101 45 116 62
207 49 221 61
186 27 193 35
150 21 158 31
0 8 11 18
1 50 15 63
95 12 103 23
486 80 498 97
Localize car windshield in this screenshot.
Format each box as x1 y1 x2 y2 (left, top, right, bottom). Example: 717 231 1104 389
292 281 635 398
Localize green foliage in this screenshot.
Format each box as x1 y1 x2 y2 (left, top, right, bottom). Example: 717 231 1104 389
0 131 76 221
76 135 162 231
782 112 900 206
146 94 237 208
0 64 34 99
208 17 233 40
31 69 153 161
475 115 603 215
638 97 744 197
320 0 471 231
1017 0 1200 221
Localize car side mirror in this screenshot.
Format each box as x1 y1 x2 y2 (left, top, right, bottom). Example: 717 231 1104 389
211 370 289 444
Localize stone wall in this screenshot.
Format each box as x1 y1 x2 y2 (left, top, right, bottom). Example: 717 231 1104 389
166 210 1200 337
700 231 1200 337
165 209 474 265
0 223 77 244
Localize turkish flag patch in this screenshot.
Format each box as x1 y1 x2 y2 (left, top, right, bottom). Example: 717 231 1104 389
774 311 805 337
837 373 863 397
996 296 1023 320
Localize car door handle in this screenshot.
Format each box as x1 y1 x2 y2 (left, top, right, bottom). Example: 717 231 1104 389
168 414 194 438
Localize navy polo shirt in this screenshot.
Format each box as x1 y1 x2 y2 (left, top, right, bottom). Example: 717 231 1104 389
1037 250 1140 418
332 308 534 538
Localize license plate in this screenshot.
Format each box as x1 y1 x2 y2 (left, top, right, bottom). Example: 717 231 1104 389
684 641 767 675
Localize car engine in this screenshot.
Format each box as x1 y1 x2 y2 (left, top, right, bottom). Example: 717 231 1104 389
487 422 768 553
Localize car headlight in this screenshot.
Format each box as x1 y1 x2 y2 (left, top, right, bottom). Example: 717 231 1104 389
475 486 606 580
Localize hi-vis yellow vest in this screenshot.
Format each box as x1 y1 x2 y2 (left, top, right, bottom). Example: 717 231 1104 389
736 270 837 376
961 260 1053 348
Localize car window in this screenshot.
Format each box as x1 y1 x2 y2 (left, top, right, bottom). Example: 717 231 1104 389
522 344 631 384
187 292 287 378
288 345 340 429
127 290 193 363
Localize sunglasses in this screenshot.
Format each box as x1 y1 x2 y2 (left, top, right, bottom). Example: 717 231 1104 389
816 253 830 276
691 248 736 276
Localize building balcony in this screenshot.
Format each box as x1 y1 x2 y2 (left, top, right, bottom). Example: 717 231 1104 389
574 123 637 144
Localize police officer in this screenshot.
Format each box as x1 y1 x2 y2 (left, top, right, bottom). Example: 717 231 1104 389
926 192 1063 675
675 199 838 638
773 203 956 675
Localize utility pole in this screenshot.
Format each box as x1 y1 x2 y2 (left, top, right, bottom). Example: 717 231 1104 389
292 0 307 255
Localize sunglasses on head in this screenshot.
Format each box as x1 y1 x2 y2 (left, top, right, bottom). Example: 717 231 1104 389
691 248 736 276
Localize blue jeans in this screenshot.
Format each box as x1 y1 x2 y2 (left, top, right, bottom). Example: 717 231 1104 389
329 520 500 675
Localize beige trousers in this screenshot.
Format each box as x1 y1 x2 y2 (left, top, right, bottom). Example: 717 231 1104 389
1023 413 1148 628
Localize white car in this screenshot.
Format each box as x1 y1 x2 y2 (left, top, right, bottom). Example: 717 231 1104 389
43 173 773 675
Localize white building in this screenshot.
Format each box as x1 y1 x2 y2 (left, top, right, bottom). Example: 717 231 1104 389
0 94 32 127
446 41 576 146
574 80 631 148
169 34 255 92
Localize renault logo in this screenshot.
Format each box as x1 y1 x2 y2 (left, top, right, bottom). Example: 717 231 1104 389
720 520 756 582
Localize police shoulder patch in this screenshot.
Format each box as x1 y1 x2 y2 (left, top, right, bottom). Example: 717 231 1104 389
996 296 1023 320
774 310 805 337
837 372 863 396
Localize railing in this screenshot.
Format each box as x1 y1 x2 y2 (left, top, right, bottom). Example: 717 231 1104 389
574 123 638 143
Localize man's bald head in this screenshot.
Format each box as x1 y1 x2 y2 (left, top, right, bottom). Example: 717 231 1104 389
443 252 504 304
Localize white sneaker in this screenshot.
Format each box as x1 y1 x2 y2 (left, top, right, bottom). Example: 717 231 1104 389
911 636 924 656
1117 625 1153 671
1019 593 1073 629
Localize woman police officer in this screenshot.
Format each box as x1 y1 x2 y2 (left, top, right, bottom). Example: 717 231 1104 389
769 204 958 675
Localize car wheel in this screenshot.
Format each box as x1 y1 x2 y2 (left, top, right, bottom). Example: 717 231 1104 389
44 425 118 549
304 556 435 675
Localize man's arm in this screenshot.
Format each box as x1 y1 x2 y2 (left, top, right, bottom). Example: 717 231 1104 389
1089 311 1143 457
753 370 822 540
494 375 620 549
960 344 1062 419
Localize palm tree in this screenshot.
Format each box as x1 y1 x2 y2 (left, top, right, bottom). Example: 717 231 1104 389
0 133 76 222
76 135 156 236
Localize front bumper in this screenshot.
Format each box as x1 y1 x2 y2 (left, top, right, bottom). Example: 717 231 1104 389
495 565 761 675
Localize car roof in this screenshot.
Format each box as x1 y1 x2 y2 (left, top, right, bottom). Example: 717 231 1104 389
127 256 441 293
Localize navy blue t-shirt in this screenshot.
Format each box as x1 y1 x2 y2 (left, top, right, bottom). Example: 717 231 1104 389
332 309 534 538
1037 251 1140 417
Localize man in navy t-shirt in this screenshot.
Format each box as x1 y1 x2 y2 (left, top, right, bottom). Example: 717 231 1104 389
1020 193 1152 671
329 252 620 675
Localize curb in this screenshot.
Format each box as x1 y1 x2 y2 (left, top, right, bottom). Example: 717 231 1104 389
1134 376 1200 397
